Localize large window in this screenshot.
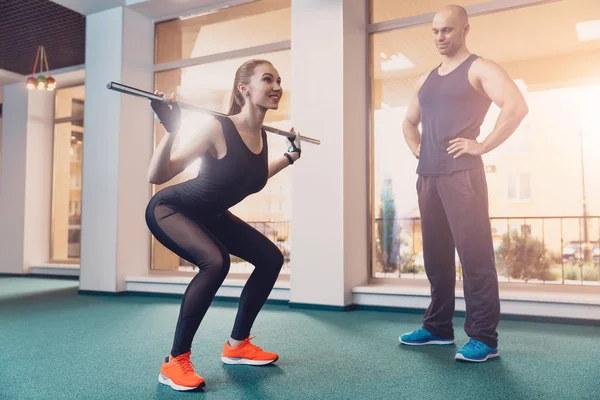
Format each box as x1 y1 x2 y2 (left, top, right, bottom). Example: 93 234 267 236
51 85 84 262
155 0 290 64
370 0 600 284
152 2 292 275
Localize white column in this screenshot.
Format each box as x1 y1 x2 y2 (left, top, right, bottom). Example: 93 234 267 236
0 84 54 274
79 7 154 292
289 0 369 307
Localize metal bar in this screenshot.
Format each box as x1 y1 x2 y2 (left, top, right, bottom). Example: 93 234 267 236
523 217 528 280
507 218 511 283
412 219 415 279
54 117 84 124
490 215 600 220
597 217 600 279
560 218 565 284
579 216 583 285
106 81 321 145
592 217 600 274
541 218 546 284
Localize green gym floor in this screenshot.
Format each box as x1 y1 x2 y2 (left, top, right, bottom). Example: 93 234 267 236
1 277 599 400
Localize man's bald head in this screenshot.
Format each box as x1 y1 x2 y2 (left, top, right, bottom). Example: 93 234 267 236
432 5 470 56
436 5 469 26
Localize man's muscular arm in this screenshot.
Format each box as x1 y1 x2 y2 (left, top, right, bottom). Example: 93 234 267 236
447 59 529 158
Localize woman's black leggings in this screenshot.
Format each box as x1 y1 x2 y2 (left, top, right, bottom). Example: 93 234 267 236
146 203 284 357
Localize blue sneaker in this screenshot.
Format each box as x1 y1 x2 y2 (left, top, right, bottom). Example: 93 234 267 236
399 327 455 346
455 339 499 362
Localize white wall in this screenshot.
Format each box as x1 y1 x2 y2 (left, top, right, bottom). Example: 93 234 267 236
79 6 153 292
289 0 368 307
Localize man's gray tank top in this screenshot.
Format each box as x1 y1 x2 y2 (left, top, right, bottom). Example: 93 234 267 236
416 54 492 176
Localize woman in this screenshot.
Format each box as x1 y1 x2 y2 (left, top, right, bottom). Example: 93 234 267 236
145 59 301 392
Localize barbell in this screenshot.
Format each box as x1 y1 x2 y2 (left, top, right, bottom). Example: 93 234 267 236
106 81 321 145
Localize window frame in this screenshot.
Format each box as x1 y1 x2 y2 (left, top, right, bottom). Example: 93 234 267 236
506 172 532 202
367 0 557 281
49 83 85 264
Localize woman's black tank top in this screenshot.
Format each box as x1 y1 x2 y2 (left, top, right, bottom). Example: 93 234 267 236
151 115 269 219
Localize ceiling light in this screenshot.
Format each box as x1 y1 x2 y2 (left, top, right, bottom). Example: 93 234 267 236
26 77 37 89
47 77 56 91
25 45 56 91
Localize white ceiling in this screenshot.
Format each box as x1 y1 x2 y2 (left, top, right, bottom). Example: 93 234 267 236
49 0 126 15
0 69 25 87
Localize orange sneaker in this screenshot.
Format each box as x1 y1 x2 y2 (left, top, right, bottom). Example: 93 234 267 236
158 351 206 391
221 336 279 366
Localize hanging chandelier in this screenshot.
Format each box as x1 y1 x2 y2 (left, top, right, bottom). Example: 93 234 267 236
25 45 56 91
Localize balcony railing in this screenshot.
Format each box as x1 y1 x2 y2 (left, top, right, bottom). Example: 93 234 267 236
374 216 600 285
178 216 600 285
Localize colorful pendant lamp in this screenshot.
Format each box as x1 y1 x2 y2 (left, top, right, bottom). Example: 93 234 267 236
25 45 56 91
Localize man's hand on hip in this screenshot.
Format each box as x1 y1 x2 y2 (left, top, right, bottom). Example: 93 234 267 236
447 138 484 158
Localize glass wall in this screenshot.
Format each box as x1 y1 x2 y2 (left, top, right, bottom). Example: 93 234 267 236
152 1 292 274
51 85 85 262
370 0 600 284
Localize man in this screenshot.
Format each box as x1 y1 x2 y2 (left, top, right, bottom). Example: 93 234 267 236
399 5 528 362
